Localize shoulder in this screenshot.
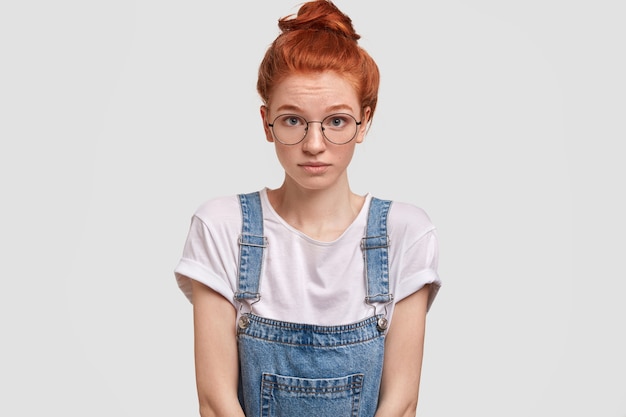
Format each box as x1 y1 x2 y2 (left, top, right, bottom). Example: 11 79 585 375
384 200 437 242
192 193 242 229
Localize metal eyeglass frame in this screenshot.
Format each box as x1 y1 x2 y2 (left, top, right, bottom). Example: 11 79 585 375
267 113 362 145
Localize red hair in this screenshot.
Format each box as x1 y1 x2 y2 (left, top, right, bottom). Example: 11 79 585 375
257 0 380 119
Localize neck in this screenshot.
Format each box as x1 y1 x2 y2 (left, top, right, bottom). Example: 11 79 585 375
267 179 365 241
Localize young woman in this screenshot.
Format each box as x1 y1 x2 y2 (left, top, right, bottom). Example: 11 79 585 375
175 1 441 416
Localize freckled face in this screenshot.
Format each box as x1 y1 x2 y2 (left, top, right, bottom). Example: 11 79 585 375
261 71 370 191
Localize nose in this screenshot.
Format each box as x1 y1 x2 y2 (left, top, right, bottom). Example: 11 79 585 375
302 121 326 153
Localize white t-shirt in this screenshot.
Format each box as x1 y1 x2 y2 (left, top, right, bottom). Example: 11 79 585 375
175 188 441 326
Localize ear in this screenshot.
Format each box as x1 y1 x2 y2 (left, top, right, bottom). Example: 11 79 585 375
355 106 371 144
260 106 274 143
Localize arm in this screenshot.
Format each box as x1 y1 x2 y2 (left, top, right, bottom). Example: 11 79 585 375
191 278 245 417
375 284 431 417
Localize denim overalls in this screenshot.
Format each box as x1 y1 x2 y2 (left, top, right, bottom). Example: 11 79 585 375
235 192 393 417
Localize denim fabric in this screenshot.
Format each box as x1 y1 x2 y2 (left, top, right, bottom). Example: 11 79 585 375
362 198 393 305
235 192 392 417
239 315 385 417
235 192 266 302
261 373 364 417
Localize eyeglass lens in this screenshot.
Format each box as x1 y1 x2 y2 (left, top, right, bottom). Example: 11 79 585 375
270 113 359 145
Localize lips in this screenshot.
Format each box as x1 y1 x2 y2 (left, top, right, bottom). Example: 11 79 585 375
299 162 330 174
300 162 329 167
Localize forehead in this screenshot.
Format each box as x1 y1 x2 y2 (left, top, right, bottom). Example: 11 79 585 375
268 71 360 113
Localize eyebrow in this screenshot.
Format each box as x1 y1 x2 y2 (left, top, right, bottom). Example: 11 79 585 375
275 104 356 114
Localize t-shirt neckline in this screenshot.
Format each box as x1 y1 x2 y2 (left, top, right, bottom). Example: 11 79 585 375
259 187 372 245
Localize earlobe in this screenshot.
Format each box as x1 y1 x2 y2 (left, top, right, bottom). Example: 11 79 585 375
260 105 274 143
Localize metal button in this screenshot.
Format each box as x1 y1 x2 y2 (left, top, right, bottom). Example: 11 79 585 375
377 317 388 332
238 314 250 330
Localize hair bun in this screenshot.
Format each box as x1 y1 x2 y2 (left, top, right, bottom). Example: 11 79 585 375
278 0 360 42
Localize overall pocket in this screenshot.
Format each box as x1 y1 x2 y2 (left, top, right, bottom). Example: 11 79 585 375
260 372 364 417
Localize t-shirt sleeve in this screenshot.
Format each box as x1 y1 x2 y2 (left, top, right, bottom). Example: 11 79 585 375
174 198 241 306
388 203 442 311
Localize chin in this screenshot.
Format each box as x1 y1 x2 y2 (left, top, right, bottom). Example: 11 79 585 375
291 175 342 192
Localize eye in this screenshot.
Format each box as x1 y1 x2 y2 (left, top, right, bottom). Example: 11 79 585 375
278 114 305 127
330 118 343 127
324 114 352 129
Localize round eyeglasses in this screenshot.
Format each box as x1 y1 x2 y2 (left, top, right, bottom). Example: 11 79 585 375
268 113 362 145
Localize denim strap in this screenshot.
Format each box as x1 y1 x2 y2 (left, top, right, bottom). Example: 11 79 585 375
362 197 393 304
235 192 266 302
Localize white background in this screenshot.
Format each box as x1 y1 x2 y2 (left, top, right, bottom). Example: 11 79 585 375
1 1 624 416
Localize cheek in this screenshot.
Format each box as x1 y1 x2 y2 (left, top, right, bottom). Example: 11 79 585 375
339 144 357 160
330 146 357 168
273 144 293 166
